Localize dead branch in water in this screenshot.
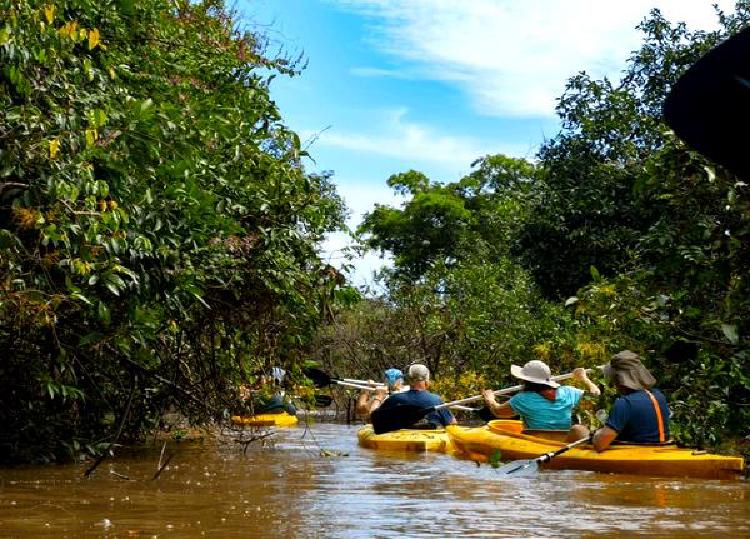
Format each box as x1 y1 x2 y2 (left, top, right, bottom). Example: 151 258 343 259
152 451 177 480
235 431 276 454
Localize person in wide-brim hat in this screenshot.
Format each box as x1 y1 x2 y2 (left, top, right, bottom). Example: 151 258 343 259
592 350 671 452
482 359 600 441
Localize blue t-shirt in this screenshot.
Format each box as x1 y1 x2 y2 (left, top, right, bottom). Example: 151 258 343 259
379 389 455 427
508 385 583 430
606 388 670 443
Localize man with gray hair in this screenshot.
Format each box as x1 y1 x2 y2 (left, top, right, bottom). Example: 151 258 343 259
372 364 456 429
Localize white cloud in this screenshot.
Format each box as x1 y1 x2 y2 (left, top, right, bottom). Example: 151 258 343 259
349 66 412 78
304 107 534 167
315 181 403 287
333 0 735 117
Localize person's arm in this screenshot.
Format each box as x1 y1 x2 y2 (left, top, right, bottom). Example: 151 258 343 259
368 388 388 414
482 390 517 418
572 368 601 396
593 397 629 451
355 384 374 415
592 426 618 452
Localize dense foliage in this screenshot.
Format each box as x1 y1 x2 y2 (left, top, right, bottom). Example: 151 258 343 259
342 4 750 452
0 0 345 462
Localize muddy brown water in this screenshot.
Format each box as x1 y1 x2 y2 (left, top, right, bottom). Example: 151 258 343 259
0 422 748 537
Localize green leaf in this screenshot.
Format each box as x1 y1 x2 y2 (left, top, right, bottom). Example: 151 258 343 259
721 324 739 345
98 301 111 325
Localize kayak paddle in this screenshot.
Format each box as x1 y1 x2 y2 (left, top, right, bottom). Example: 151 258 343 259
495 436 590 476
303 367 386 390
370 366 604 434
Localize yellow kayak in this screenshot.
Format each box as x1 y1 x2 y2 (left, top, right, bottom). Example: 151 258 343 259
357 421 523 454
447 420 745 480
230 412 298 427
357 425 453 453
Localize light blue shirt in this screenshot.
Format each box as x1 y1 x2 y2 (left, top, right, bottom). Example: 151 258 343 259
508 385 584 430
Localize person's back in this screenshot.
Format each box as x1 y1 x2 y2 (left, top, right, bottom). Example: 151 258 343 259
607 387 670 443
372 364 455 429
508 385 583 430
378 388 453 428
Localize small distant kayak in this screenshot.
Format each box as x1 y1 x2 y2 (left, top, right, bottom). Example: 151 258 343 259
447 420 745 480
358 421 522 454
231 412 298 427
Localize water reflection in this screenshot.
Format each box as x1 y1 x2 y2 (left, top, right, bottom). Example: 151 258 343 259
0 422 747 537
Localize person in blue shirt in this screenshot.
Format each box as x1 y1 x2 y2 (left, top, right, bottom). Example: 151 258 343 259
481 360 600 441
593 350 670 451
374 364 456 429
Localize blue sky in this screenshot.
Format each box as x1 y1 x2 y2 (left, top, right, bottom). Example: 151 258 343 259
239 0 732 286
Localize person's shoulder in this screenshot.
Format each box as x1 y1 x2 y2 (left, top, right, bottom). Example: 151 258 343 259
388 391 409 403
559 385 583 404
560 385 583 396
510 390 534 403
424 390 444 404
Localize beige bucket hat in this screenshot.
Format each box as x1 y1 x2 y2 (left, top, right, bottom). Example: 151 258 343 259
603 350 656 391
510 360 559 388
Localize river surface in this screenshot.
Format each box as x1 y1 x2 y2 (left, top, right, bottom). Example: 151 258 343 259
0 421 748 537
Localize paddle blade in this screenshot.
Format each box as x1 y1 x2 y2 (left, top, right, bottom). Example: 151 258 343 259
303 367 332 388
370 404 433 434
314 394 333 408
496 459 540 476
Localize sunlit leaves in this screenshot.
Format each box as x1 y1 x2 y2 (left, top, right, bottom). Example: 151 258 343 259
48 138 60 159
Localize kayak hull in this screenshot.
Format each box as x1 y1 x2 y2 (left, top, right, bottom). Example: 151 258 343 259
358 420 522 454
231 412 298 427
358 425 453 453
446 421 745 480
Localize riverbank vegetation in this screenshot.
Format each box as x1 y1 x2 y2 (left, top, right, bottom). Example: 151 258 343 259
2 1 749 463
0 0 346 463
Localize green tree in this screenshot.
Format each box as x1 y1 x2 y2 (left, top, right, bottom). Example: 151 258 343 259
0 0 345 462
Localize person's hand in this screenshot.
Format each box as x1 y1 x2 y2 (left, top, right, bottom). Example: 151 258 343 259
374 388 387 400
482 389 497 405
367 379 377 388
572 368 586 380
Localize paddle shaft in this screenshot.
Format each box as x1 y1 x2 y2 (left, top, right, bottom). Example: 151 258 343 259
538 436 589 463
434 366 604 409
335 380 382 390
337 381 413 394
342 378 387 387
500 436 590 475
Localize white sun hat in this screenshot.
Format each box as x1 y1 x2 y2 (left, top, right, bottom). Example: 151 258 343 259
510 360 559 388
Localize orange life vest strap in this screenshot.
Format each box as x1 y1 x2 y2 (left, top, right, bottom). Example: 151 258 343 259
644 390 666 443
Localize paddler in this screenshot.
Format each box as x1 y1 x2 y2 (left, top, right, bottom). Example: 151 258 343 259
592 350 670 451
238 367 297 416
372 364 456 429
355 367 406 417
481 360 600 441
